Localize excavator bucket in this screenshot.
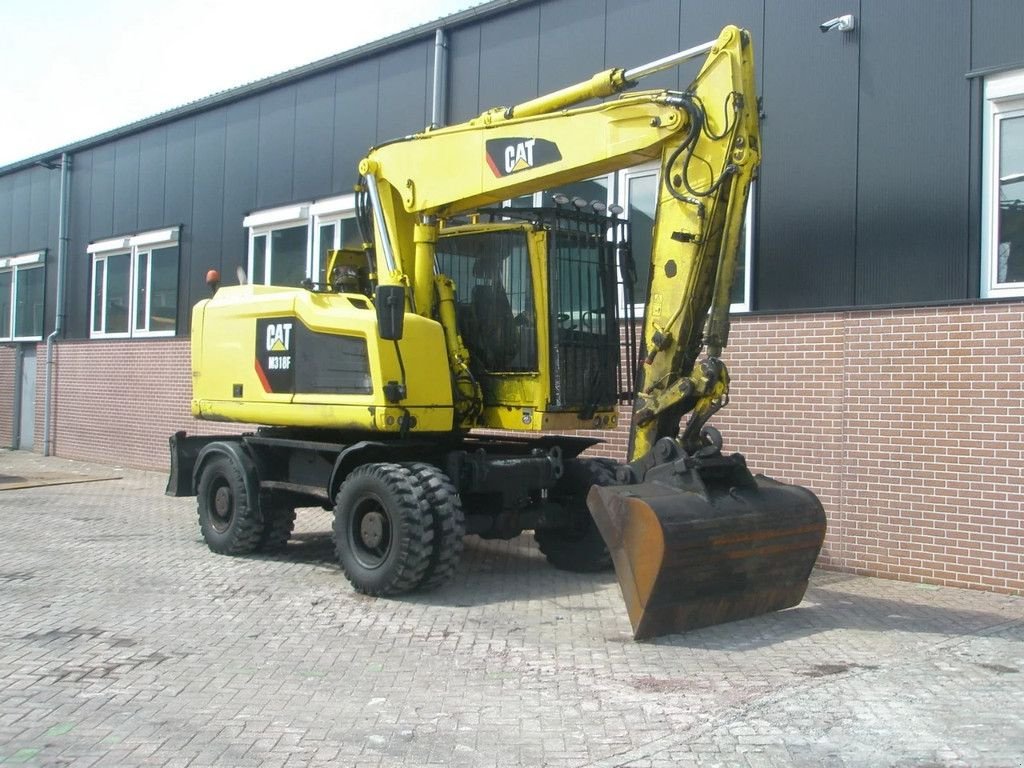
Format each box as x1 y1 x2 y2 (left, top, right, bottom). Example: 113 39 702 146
587 455 826 640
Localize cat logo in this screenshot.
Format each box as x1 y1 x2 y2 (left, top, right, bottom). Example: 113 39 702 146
266 322 292 352
485 137 562 177
256 318 297 390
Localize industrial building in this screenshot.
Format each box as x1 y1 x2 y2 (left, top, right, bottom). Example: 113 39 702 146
1 0 1021 595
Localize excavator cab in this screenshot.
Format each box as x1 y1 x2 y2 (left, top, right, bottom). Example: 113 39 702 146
435 205 632 432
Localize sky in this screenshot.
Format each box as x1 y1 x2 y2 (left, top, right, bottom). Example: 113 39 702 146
0 0 479 167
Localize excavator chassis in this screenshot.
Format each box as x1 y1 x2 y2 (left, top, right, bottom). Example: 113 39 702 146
588 439 826 639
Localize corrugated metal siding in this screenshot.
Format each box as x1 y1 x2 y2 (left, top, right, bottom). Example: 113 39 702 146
112 137 140 236
256 89 297 208
191 109 228 323
757 0 859 310
293 73 336 199
3 0 1024 340
537 0 605 94
478 5 542 109
137 127 168 231
606 0 681 93
377 42 433 141
333 59 381 190
448 24 482 123
971 0 1024 72
854 0 971 305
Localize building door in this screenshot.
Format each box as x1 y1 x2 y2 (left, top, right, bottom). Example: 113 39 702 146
18 347 35 450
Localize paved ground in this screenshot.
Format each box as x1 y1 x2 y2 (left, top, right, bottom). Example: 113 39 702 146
0 449 1022 768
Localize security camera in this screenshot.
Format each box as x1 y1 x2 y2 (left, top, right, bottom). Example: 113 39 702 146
820 14 855 33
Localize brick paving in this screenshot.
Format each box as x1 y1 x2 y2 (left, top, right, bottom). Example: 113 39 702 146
1 448 1022 767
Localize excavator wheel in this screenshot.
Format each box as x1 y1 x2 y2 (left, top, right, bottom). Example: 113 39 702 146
535 457 617 573
332 463 434 596
258 502 296 553
400 462 466 591
196 455 264 555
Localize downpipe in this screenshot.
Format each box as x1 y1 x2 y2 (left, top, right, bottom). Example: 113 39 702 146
430 28 449 129
43 152 71 457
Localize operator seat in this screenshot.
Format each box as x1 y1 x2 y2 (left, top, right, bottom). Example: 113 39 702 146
469 258 516 371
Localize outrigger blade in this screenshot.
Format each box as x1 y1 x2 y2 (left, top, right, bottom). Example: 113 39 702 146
587 449 826 640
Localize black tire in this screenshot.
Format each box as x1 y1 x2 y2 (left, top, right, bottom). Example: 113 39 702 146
258 502 296 552
535 457 617 572
196 455 264 555
332 463 434 596
401 462 465 591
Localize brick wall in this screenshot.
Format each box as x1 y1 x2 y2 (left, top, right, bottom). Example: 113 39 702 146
45 338 244 470
38 301 1024 595
0 345 16 447
556 302 1024 596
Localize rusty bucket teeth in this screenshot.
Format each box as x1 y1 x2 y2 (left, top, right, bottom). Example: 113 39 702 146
587 469 826 640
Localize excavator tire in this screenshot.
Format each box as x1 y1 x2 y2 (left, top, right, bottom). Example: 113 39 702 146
196 455 264 555
258 503 296 553
535 457 617 572
400 462 465 591
332 463 434 596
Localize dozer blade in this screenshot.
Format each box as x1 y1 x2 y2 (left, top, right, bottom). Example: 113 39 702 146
588 469 826 640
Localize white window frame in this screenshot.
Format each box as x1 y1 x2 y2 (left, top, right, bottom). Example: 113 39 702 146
310 194 358 282
0 251 46 342
88 227 179 339
981 68 1024 299
243 203 311 285
616 162 755 315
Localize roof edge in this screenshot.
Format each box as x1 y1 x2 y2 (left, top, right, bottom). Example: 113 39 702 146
0 0 532 177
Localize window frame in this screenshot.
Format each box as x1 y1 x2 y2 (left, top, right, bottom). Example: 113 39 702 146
310 194 359 284
0 250 46 342
981 68 1024 299
243 204 311 286
88 227 179 339
616 162 755 315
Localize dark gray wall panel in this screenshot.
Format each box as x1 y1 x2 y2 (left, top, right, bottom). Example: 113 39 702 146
448 25 481 123
65 150 92 339
113 136 140 236
855 0 971 305
190 108 227 325
163 120 195 228
9 171 31 254
756 0 858 310
89 145 115 241
478 5 541 109
678 0 764 87
28 167 53 249
333 60 379 189
537 0 604 95
971 0 1024 72
293 73 336 198
137 128 167 231
377 43 431 142
222 99 259 267
605 0 680 91
256 89 297 207
0 178 12 255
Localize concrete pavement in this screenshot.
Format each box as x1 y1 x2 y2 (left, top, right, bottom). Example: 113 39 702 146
1 448 1022 767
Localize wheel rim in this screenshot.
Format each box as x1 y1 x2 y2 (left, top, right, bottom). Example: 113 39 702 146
349 494 392 569
208 478 233 533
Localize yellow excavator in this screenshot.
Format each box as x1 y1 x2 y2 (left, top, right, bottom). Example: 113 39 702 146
168 26 826 640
